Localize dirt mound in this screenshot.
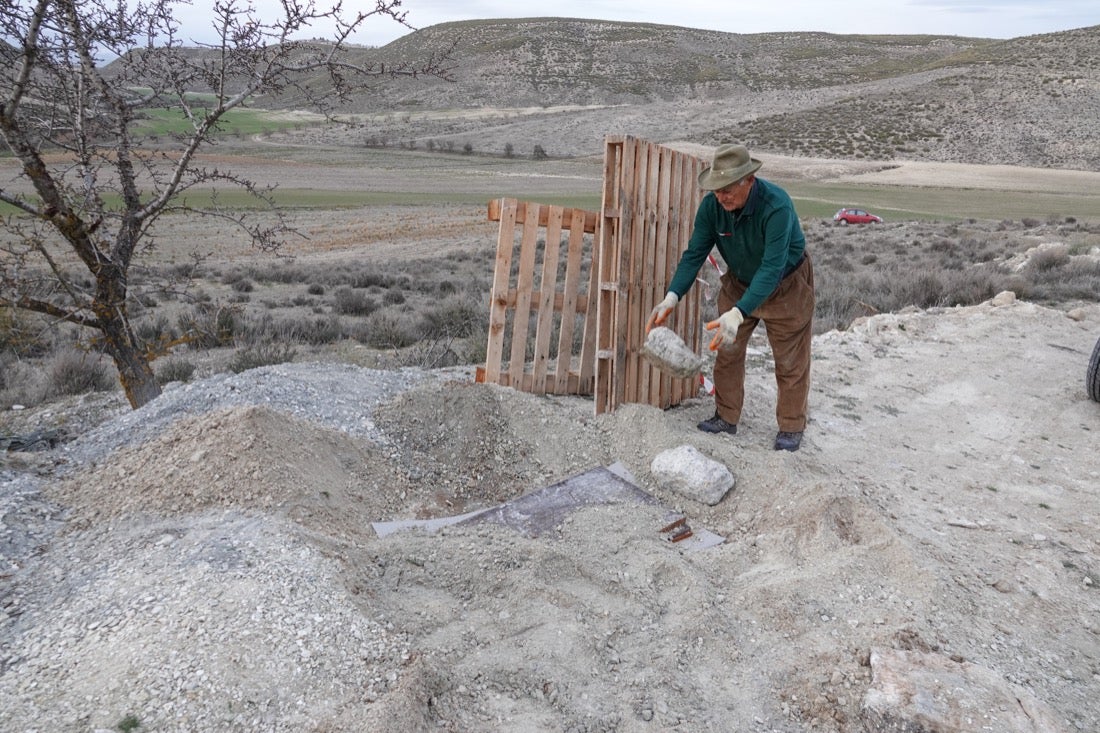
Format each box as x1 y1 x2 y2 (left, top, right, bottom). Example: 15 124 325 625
49 405 412 540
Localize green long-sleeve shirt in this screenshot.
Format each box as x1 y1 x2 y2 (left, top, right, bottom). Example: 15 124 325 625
667 177 806 315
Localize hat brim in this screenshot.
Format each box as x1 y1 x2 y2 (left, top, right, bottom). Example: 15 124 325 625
697 159 762 190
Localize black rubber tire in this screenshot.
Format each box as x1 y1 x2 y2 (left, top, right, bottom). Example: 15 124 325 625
1088 334 1100 403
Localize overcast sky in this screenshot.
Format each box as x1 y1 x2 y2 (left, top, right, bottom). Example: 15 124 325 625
171 0 1100 48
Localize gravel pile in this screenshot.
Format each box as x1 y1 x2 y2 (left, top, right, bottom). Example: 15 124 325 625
0 362 465 732
1 361 457 602
1 513 413 731
58 362 458 469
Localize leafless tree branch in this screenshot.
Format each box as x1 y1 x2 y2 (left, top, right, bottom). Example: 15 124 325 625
0 0 451 406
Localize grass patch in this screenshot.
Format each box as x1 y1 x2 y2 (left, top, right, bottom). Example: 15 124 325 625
133 106 318 138
5 181 1088 224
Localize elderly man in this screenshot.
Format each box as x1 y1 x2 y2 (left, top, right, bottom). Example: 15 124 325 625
648 144 814 452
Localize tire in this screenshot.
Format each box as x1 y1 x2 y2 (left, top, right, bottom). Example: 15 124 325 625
838 219 848 226
1088 334 1100 403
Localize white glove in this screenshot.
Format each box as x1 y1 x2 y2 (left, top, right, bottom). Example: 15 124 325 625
646 292 679 332
705 307 744 350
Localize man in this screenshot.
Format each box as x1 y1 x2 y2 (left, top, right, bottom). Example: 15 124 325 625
647 144 814 452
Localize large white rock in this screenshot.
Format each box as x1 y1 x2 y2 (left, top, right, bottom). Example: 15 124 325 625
650 444 735 506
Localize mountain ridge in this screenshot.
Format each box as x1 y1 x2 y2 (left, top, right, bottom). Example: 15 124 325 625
113 18 1100 168
327 19 1100 168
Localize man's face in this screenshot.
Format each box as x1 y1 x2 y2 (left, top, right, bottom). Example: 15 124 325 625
713 175 754 211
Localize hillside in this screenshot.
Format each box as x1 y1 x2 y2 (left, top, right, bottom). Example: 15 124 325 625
350 20 986 105
99 18 1100 167
277 19 1099 169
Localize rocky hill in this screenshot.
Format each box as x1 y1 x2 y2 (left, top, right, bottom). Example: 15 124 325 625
353 20 983 105
104 18 1100 167
289 19 1100 169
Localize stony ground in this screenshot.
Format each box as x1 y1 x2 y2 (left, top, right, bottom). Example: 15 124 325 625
2 292 1098 732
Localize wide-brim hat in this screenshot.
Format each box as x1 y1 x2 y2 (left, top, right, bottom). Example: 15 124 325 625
697 144 763 190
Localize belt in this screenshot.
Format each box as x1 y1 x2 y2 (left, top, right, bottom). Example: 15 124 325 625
780 253 807 281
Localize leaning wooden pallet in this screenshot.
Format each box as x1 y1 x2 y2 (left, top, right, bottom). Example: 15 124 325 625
596 136 705 413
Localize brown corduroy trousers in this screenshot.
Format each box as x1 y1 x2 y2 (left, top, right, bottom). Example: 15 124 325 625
713 254 815 432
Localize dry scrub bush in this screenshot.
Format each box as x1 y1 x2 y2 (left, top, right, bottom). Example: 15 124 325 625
228 342 298 373
333 287 379 316
812 262 1010 332
0 360 45 409
134 315 181 348
45 348 116 398
0 309 55 359
1024 257 1100 302
419 295 483 339
296 314 346 345
364 311 420 349
236 312 345 346
178 303 240 349
155 357 197 385
1024 246 1071 273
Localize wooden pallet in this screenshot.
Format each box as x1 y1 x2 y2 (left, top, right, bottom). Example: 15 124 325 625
595 136 705 414
479 137 706 414
479 198 600 395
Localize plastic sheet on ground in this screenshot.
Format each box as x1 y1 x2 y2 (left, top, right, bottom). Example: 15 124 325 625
371 463 724 551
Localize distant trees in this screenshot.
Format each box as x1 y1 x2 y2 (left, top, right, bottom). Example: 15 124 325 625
0 0 454 408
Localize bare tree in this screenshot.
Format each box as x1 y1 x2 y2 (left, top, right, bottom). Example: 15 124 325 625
0 0 454 408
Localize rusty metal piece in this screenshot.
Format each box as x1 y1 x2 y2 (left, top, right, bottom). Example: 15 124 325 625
668 525 693 542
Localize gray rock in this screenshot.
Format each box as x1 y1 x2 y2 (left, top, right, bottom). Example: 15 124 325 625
639 327 706 378
650 445 735 506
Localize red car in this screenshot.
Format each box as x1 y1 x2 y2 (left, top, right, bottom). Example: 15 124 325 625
833 207 883 225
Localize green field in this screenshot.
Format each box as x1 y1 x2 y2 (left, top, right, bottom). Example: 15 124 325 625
123 93 323 137
4 183 1095 224
4 134 1099 224
133 107 318 137
247 181 1097 224
176 189 603 211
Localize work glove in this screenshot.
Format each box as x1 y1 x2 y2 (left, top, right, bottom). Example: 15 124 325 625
646 292 679 333
705 307 744 351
